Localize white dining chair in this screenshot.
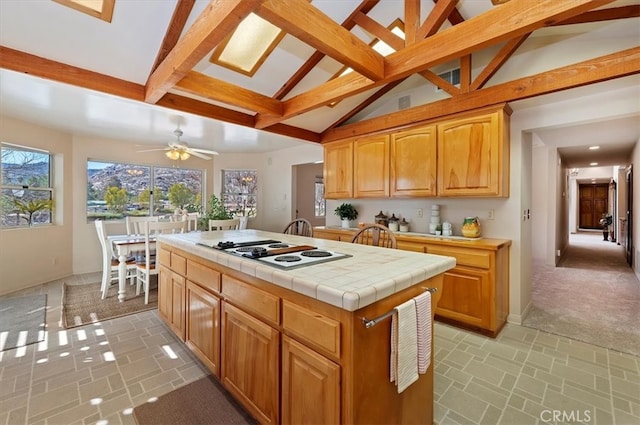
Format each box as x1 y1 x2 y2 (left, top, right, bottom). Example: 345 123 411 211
208 218 240 231
183 212 200 232
136 220 186 304
125 215 159 235
95 219 137 299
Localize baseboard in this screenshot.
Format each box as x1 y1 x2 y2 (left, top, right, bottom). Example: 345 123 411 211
507 300 532 325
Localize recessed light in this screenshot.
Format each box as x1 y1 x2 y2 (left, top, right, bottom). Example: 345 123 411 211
590 162 598 166
588 146 600 150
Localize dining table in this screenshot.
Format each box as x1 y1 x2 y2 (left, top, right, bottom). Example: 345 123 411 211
109 235 156 302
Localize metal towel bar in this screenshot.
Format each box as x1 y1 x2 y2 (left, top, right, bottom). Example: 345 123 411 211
361 287 438 329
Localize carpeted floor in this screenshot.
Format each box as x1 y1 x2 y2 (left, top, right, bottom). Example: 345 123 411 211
523 231 640 356
61 280 157 328
133 375 257 425
0 294 47 351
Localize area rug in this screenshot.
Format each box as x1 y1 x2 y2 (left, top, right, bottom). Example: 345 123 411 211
62 281 157 329
0 294 47 351
133 375 257 425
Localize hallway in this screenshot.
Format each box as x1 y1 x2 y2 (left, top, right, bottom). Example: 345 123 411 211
524 232 640 356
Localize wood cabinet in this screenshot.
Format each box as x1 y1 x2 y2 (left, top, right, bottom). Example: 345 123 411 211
437 107 510 197
312 227 510 337
158 264 185 340
221 302 280 425
390 125 437 197
185 281 220 377
323 139 353 199
354 134 389 198
282 335 340 425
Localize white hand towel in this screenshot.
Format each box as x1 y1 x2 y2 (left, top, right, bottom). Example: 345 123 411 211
390 298 419 393
414 291 432 374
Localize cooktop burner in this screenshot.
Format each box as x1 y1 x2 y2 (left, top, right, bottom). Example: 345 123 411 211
268 243 290 248
274 255 302 262
300 250 332 257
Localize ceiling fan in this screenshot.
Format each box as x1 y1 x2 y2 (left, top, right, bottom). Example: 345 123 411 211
137 127 219 160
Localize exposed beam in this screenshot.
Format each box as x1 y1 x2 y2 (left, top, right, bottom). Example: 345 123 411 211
432 0 464 27
553 4 640 25
273 0 379 100
175 71 283 115
419 69 461 96
470 33 529 91
145 0 261 104
418 0 460 39
255 0 615 129
459 54 471 93
150 0 195 74
322 47 640 142
0 46 145 101
404 0 420 45
352 12 404 51
256 0 385 81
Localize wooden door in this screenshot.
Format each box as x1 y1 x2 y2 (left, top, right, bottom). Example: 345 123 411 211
323 140 353 199
390 126 437 197
221 302 279 425
281 336 340 425
186 281 220 377
354 134 389 197
579 184 608 229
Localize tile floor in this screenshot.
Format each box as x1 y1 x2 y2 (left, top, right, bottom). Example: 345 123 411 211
1 274 638 425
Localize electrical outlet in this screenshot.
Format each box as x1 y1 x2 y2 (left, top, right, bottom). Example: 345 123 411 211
487 209 495 220
417 208 423 218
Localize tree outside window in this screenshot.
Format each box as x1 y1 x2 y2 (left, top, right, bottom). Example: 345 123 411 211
221 169 257 217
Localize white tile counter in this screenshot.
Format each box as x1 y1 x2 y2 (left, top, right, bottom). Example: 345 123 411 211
158 229 456 311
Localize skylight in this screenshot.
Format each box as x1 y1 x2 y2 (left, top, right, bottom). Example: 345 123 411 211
52 0 115 22
209 13 285 77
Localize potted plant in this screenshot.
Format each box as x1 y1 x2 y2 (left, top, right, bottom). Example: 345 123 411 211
599 213 613 241
12 198 54 227
334 203 358 228
199 194 234 230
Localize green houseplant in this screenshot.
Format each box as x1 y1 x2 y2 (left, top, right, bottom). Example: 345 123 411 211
199 194 233 230
334 203 358 228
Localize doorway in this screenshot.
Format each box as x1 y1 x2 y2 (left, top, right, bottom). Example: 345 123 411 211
292 163 325 228
626 166 633 266
578 183 608 229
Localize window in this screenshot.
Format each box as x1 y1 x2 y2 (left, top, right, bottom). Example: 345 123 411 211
52 0 115 22
315 177 325 217
435 68 461 92
87 160 203 221
1 144 54 227
221 169 257 217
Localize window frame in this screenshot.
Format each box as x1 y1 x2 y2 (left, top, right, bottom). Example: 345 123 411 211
221 169 258 217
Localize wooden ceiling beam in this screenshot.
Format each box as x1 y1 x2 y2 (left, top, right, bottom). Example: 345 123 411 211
255 0 614 129
145 0 261 104
273 0 379 100
553 5 640 25
352 12 404 51
322 46 640 142
0 46 145 101
175 71 283 115
459 54 471 93
432 0 464 26
418 69 461 96
418 0 460 39
256 0 385 81
404 0 420 45
470 33 529 91
150 0 195 74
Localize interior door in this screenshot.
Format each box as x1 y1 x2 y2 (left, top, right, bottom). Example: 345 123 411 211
578 184 609 229
294 163 325 228
626 167 633 266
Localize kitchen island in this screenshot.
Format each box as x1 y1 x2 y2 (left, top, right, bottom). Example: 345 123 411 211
156 229 455 425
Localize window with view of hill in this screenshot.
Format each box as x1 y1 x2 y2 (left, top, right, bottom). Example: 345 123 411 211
221 169 257 217
1 144 54 227
86 160 203 221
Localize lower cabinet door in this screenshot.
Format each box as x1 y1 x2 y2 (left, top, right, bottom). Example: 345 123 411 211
221 302 279 425
186 281 220 377
158 265 185 340
282 335 340 425
435 266 491 330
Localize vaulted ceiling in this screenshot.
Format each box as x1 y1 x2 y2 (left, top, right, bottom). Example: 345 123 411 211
0 0 638 162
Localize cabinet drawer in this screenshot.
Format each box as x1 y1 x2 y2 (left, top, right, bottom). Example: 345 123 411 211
282 301 341 359
187 259 221 293
171 252 187 275
159 248 171 268
426 245 490 269
222 275 280 326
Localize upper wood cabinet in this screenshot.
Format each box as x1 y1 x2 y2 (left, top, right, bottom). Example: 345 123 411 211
437 107 510 197
390 125 437 197
354 134 389 198
323 139 353 199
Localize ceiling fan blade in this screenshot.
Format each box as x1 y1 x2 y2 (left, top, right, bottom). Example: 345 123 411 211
187 150 212 160
190 147 219 155
136 147 169 153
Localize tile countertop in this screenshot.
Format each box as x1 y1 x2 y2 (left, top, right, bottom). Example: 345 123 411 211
157 229 456 312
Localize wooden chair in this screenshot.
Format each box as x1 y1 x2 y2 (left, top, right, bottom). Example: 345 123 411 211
136 220 186 304
208 218 240 231
125 215 159 235
94 219 136 299
350 224 397 248
283 218 313 237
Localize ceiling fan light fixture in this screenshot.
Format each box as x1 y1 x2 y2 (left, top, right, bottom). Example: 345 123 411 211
179 151 190 160
166 150 180 160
